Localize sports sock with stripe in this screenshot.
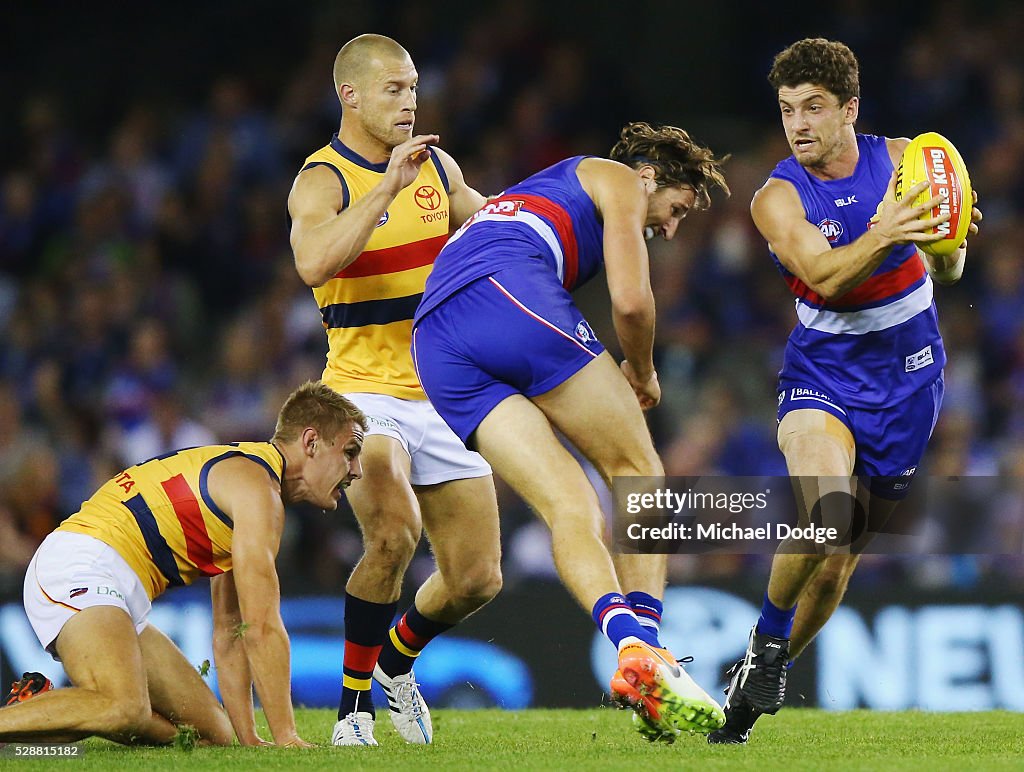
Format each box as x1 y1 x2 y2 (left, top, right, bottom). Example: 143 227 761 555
626 591 663 645
592 592 659 650
338 593 397 720
376 603 453 678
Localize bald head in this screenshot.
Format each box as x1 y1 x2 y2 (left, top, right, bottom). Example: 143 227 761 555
334 34 412 95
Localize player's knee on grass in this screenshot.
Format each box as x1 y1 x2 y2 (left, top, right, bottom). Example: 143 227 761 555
101 694 153 740
194 707 234 746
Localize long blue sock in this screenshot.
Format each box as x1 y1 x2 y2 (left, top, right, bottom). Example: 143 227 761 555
755 592 796 639
592 592 659 649
626 591 663 644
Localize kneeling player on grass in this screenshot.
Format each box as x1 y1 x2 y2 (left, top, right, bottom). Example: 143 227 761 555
0 382 365 748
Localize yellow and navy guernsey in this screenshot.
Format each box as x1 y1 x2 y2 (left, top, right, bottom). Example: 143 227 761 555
300 135 452 400
57 443 285 600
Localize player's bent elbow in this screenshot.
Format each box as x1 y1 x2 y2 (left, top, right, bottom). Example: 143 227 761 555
294 258 331 288
611 298 654 324
292 243 338 288
809 278 846 303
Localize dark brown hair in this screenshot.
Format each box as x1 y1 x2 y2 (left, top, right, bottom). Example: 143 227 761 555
610 122 729 210
769 38 860 105
273 381 366 443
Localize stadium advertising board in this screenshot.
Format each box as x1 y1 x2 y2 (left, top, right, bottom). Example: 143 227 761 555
2 583 1021 711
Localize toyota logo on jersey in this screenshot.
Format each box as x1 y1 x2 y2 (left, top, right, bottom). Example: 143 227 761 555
414 185 441 210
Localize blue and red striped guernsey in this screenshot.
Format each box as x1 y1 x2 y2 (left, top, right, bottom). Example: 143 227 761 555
510 193 581 290
785 255 926 311
768 133 945 408
416 156 604 322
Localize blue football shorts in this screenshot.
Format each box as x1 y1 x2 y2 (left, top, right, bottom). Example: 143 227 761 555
777 375 944 499
413 263 605 445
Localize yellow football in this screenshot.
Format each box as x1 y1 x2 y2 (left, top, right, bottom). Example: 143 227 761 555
894 132 972 258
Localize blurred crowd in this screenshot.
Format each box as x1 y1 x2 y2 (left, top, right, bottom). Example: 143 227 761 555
1 1 1022 598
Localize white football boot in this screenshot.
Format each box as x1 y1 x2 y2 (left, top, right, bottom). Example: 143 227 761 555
373 664 433 744
331 711 378 746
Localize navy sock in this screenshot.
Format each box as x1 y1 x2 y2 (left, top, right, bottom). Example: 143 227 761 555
592 592 659 649
626 591 663 643
376 603 454 678
338 593 397 720
755 592 796 640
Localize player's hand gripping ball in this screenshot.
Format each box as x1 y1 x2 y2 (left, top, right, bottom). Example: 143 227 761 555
894 132 972 258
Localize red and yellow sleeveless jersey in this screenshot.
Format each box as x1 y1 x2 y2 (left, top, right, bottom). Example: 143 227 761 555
57 442 285 600
300 135 452 400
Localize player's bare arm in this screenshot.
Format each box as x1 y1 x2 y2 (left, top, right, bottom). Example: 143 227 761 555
211 571 268 747
289 133 440 287
432 145 487 227
578 157 660 409
751 175 948 301
207 457 312 748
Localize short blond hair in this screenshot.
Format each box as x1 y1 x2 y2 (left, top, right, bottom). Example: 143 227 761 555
333 33 411 95
272 381 366 443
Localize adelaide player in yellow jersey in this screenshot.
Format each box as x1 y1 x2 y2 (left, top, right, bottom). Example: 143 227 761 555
288 34 501 747
0 382 365 748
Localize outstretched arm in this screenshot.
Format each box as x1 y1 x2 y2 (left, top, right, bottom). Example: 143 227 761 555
207 457 311 748
289 134 439 287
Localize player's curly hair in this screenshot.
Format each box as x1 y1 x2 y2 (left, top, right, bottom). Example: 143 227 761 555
769 38 860 105
609 122 729 210
273 381 366 443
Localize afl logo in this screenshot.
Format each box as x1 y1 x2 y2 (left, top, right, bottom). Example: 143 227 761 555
376 211 389 228
817 218 843 243
414 185 441 210
575 321 596 344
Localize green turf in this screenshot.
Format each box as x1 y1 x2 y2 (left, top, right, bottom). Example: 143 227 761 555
7 708 1023 770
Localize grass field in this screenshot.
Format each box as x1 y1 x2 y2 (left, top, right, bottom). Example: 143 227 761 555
5 708 1022 770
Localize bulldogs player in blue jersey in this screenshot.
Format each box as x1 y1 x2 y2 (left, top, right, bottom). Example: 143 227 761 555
412 123 730 740
708 38 982 744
